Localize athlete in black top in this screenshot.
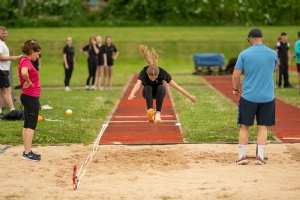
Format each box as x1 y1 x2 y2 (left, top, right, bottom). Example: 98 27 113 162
94 36 107 90
128 45 196 124
104 36 119 90
63 37 76 91
81 36 99 90
275 32 292 88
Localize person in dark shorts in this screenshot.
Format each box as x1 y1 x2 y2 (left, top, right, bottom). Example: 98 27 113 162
104 36 119 90
0 26 20 115
276 32 292 88
81 36 99 90
63 37 76 91
232 28 278 165
18 39 42 161
94 35 106 90
293 31 300 93
128 45 196 124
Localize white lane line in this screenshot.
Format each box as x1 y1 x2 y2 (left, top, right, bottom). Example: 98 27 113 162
109 120 178 123
282 137 300 140
114 115 175 118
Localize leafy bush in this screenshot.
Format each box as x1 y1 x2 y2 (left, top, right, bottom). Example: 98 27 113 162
0 0 300 27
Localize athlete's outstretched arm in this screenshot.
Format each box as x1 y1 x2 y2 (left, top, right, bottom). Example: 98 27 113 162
128 80 142 100
169 80 196 102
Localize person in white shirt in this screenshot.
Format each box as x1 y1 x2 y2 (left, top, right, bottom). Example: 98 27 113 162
0 26 20 115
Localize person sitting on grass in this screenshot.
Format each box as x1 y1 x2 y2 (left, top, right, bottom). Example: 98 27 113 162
128 45 197 124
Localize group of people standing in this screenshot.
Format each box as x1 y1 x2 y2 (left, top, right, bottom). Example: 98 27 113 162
63 35 119 91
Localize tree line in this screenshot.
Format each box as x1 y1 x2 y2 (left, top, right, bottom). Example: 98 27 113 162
1 0 299 27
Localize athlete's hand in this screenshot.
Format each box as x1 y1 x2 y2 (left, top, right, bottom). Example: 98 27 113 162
128 94 136 100
189 95 197 103
23 80 34 88
65 64 69 70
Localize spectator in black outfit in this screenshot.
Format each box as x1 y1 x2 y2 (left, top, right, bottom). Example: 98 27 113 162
31 54 41 71
104 36 119 90
81 36 99 90
14 41 41 90
275 32 292 88
94 36 107 90
63 37 76 91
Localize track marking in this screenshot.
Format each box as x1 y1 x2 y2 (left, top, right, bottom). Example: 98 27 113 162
109 120 178 123
74 123 108 190
282 137 300 140
114 115 175 118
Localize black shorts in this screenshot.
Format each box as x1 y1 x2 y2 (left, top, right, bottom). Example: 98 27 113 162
98 57 104 66
0 70 10 88
107 59 114 67
297 63 300 73
237 97 275 126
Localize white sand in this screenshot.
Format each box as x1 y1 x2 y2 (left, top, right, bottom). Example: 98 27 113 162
0 143 300 200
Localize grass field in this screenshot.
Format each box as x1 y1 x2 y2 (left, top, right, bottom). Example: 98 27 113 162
1 26 299 145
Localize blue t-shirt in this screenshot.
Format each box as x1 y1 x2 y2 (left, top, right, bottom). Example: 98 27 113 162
235 44 278 103
294 40 300 63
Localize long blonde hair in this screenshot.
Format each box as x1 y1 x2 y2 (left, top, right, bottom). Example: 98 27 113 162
140 45 159 76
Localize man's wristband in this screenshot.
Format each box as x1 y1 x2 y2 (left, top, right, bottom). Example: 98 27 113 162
233 88 239 91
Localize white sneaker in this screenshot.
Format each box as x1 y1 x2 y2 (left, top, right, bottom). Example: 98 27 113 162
155 112 163 124
90 85 95 90
65 86 70 91
85 85 90 90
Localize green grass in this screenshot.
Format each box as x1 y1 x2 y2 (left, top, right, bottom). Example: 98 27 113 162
7 26 300 86
171 84 275 142
1 26 299 144
274 72 300 107
0 88 121 145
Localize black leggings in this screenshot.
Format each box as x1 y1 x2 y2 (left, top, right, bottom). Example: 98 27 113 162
20 94 40 130
278 60 290 87
64 62 74 87
86 59 97 86
142 85 166 112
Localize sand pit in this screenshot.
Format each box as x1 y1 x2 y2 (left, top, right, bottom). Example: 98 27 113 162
0 143 300 200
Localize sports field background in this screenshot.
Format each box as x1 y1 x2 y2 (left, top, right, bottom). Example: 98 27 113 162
1 26 299 145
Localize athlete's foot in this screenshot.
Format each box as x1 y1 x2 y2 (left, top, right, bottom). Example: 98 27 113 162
147 108 154 123
155 112 163 124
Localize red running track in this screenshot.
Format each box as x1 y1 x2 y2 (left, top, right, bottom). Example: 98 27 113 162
100 75 183 144
203 76 300 143
290 66 297 73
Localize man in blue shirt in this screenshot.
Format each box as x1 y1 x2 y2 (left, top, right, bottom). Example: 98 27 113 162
293 31 300 93
232 28 278 165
